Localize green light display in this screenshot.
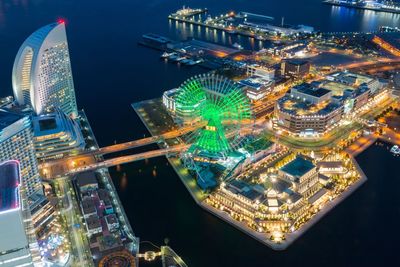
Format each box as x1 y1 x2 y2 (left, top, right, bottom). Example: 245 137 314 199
176 74 252 154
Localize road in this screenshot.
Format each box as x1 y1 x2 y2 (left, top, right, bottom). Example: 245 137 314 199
57 178 92 266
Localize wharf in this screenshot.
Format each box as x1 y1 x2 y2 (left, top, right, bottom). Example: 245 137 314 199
168 13 272 41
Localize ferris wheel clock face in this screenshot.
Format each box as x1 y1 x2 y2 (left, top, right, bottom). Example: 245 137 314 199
176 74 252 154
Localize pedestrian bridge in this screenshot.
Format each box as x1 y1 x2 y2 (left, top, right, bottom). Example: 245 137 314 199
65 144 189 176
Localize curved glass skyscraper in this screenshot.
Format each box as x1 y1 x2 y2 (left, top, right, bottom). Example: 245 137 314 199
12 22 78 117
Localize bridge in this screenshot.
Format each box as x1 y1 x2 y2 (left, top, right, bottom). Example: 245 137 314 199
96 124 198 155
64 144 189 176
40 124 200 178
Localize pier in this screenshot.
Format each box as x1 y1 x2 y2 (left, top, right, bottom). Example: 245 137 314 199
168 7 308 41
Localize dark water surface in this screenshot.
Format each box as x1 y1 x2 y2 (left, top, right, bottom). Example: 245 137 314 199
1 1 400 266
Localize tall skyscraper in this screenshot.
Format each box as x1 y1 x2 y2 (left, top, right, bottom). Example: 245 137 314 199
12 21 78 117
0 109 42 200
0 160 34 267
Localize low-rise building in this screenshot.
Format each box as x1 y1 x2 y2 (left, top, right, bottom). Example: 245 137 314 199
86 215 102 237
317 161 347 174
274 83 343 136
326 71 382 94
238 77 274 101
81 196 97 219
278 156 319 195
290 83 332 104
98 189 114 215
308 188 330 211
76 171 99 194
105 214 119 232
246 64 275 80
281 59 310 78
162 88 179 113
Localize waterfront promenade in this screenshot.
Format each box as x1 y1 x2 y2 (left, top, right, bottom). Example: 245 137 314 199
346 128 400 156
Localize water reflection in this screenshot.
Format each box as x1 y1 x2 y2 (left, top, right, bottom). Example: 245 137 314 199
120 172 128 191
170 19 266 51
329 5 400 32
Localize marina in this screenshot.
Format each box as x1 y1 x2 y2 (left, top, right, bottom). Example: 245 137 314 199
140 34 243 69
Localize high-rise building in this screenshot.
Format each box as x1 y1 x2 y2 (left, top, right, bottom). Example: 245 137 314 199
0 160 34 267
0 109 43 200
32 108 85 161
12 21 78 117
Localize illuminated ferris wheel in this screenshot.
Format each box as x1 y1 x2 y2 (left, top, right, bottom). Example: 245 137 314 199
175 74 252 155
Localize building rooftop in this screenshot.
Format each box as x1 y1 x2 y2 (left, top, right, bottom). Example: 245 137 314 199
241 188 264 202
105 214 118 225
32 110 72 136
287 190 303 204
227 180 265 202
277 95 341 116
82 196 97 215
244 138 273 154
228 179 250 193
269 178 292 193
317 161 344 169
280 156 315 178
238 77 274 90
86 215 102 230
292 83 331 98
308 188 329 205
0 160 21 212
285 59 310 66
76 171 98 190
98 189 112 206
0 109 24 131
322 81 354 96
328 71 374 86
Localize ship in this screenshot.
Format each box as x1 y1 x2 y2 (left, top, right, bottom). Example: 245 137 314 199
139 33 172 50
161 52 175 58
232 42 243 50
390 145 400 155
